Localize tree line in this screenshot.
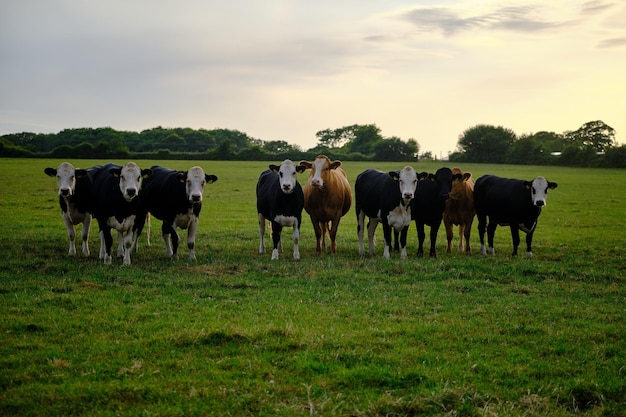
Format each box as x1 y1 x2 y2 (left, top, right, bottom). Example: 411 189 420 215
1 120 624 167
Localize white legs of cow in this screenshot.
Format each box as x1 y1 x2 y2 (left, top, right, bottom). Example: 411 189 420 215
159 213 200 261
61 211 91 256
258 214 300 260
99 216 139 265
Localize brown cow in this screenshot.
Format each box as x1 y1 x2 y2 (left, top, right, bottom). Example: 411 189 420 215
300 155 352 254
443 167 475 253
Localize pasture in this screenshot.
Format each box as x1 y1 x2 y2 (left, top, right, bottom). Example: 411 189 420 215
1 158 625 416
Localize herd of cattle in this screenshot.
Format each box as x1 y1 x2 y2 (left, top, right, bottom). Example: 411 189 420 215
45 155 558 264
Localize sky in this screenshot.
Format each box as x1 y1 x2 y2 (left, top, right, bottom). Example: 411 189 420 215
1 0 625 158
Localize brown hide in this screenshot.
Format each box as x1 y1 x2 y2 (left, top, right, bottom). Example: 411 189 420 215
300 155 352 254
443 168 475 253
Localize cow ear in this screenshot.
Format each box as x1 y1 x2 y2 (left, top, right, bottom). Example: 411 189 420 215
523 181 532 189
176 172 186 183
109 168 122 178
463 172 472 181
299 161 312 169
75 169 88 179
428 174 436 182
548 181 558 189
296 164 307 173
417 171 429 181
388 171 400 181
452 173 462 181
44 168 57 177
269 164 280 173
142 169 152 179
329 161 342 170
205 174 218 183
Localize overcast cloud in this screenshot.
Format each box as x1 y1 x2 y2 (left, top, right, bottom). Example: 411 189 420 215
1 0 625 157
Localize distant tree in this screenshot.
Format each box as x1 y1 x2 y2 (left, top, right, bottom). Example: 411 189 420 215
263 140 301 154
315 127 355 148
373 137 418 161
508 136 545 165
456 124 516 163
603 145 626 168
520 131 566 154
348 124 382 154
565 120 616 152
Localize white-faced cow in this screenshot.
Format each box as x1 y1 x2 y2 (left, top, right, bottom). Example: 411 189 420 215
91 162 152 265
411 167 457 258
474 174 558 257
443 167 475 254
256 160 306 260
140 166 217 260
355 167 422 259
44 162 100 256
300 155 352 254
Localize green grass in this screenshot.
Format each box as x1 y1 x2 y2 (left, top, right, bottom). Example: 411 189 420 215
1 158 625 416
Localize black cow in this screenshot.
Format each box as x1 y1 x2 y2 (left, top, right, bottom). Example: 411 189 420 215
355 167 421 259
140 166 218 260
256 160 306 260
91 162 151 265
474 174 558 257
45 162 101 256
411 167 458 257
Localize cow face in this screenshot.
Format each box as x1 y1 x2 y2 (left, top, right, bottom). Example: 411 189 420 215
525 176 558 207
428 167 454 201
300 155 342 189
389 166 418 203
45 162 88 197
181 166 218 203
110 162 151 202
270 159 306 195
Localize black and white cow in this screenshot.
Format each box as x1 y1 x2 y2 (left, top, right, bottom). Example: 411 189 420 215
256 160 306 260
411 167 458 258
45 162 100 256
91 162 152 265
140 166 217 260
355 167 421 259
474 174 558 257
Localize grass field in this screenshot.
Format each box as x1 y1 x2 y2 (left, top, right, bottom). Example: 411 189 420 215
1 158 625 416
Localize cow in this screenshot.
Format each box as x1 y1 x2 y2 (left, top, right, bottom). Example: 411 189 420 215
443 167 475 254
140 166 218 260
91 162 152 265
355 167 422 259
474 174 558 257
256 160 306 260
411 167 457 258
44 162 100 256
299 155 352 254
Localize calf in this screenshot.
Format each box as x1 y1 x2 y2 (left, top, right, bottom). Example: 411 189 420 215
355 167 421 259
91 162 152 265
44 162 100 256
443 167 475 253
256 160 306 260
411 167 457 257
300 155 352 254
474 174 558 257
140 166 218 260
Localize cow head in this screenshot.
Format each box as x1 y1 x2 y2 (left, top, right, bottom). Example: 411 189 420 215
110 162 152 202
177 166 218 203
524 176 558 207
269 159 306 195
299 155 342 189
425 167 455 201
449 168 473 200
45 162 88 197
389 166 418 204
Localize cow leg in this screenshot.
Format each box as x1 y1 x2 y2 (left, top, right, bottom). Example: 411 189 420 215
444 218 453 253
399 226 409 259
525 229 534 258
162 223 176 257
382 222 392 259
457 224 464 252
510 225 521 256
81 214 91 256
292 220 300 260
357 211 366 255
486 221 497 255
116 231 124 257
122 228 134 265
322 221 329 252
258 213 266 254
477 214 487 255
310 216 323 254
428 222 440 258
186 216 199 261
100 225 114 265
61 212 77 256
271 221 282 260
393 229 400 252
329 219 341 254
367 219 378 255
416 221 426 257
463 218 473 254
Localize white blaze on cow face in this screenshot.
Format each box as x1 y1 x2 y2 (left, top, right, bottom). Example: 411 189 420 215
527 176 558 207
396 166 418 204
46 162 76 197
118 162 143 202
270 159 305 195
186 166 208 203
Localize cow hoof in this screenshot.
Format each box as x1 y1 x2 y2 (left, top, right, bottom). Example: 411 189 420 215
271 249 279 260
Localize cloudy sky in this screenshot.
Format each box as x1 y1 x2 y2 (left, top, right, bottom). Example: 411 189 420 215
1 0 625 157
